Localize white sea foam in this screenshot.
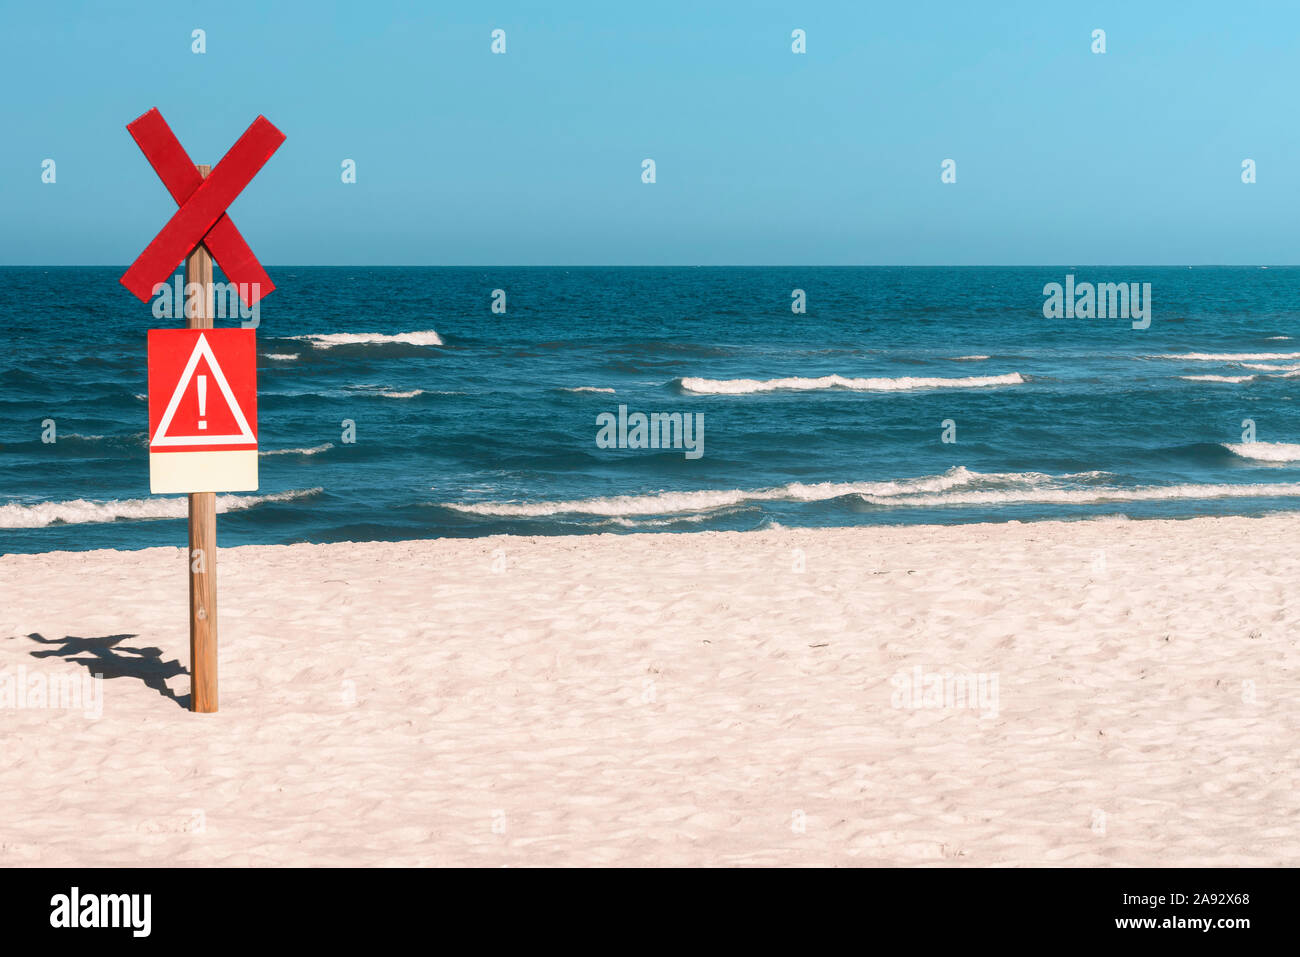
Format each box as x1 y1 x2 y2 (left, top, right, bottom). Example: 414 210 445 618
678 372 1024 394
261 444 334 456
949 355 990 361
0 488 322 530
1267 336 1292 340
562 386 616 393
1178 374 1255 383
289 331 443 348
1152 351 1300 361
1240 362 1300 371
263 353 299 361
852 481 1300 508
1222 442 1300 462
603 508 749 528
341 384 433 398
446 468 1056 518
445 468 1300 520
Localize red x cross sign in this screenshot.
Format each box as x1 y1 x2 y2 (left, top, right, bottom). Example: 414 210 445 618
120 109 285 307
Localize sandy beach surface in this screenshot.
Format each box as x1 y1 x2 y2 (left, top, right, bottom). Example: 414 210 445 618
1 516 1297 867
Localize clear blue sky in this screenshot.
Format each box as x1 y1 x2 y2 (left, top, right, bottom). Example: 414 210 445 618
2 0 1297 265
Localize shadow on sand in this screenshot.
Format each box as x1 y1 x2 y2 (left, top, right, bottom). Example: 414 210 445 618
26 633 190 710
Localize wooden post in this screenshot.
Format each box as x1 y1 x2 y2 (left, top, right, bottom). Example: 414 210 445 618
186 164 218 713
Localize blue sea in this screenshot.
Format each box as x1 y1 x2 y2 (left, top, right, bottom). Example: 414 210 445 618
4 266 1300 554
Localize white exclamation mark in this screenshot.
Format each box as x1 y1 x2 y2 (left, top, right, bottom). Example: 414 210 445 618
197 374 208 430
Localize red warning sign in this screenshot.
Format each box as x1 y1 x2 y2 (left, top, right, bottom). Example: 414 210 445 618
147 329 258 493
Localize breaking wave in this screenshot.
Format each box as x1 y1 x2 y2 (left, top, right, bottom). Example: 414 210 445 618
261 444 334 456
1152 351 1300 361
444 468 1300 519
676 372 1024 394
447 468 1076 518
851 481 1300 508
1222 442 1300 462
288 331 443 348
0 488 322 529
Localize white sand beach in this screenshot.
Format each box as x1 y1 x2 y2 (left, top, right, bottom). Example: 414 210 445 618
1 516 1297 867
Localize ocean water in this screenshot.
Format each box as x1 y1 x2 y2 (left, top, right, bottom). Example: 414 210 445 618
4 265 1300 554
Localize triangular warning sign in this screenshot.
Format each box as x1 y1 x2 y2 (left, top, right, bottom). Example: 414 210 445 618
151 333 256 447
